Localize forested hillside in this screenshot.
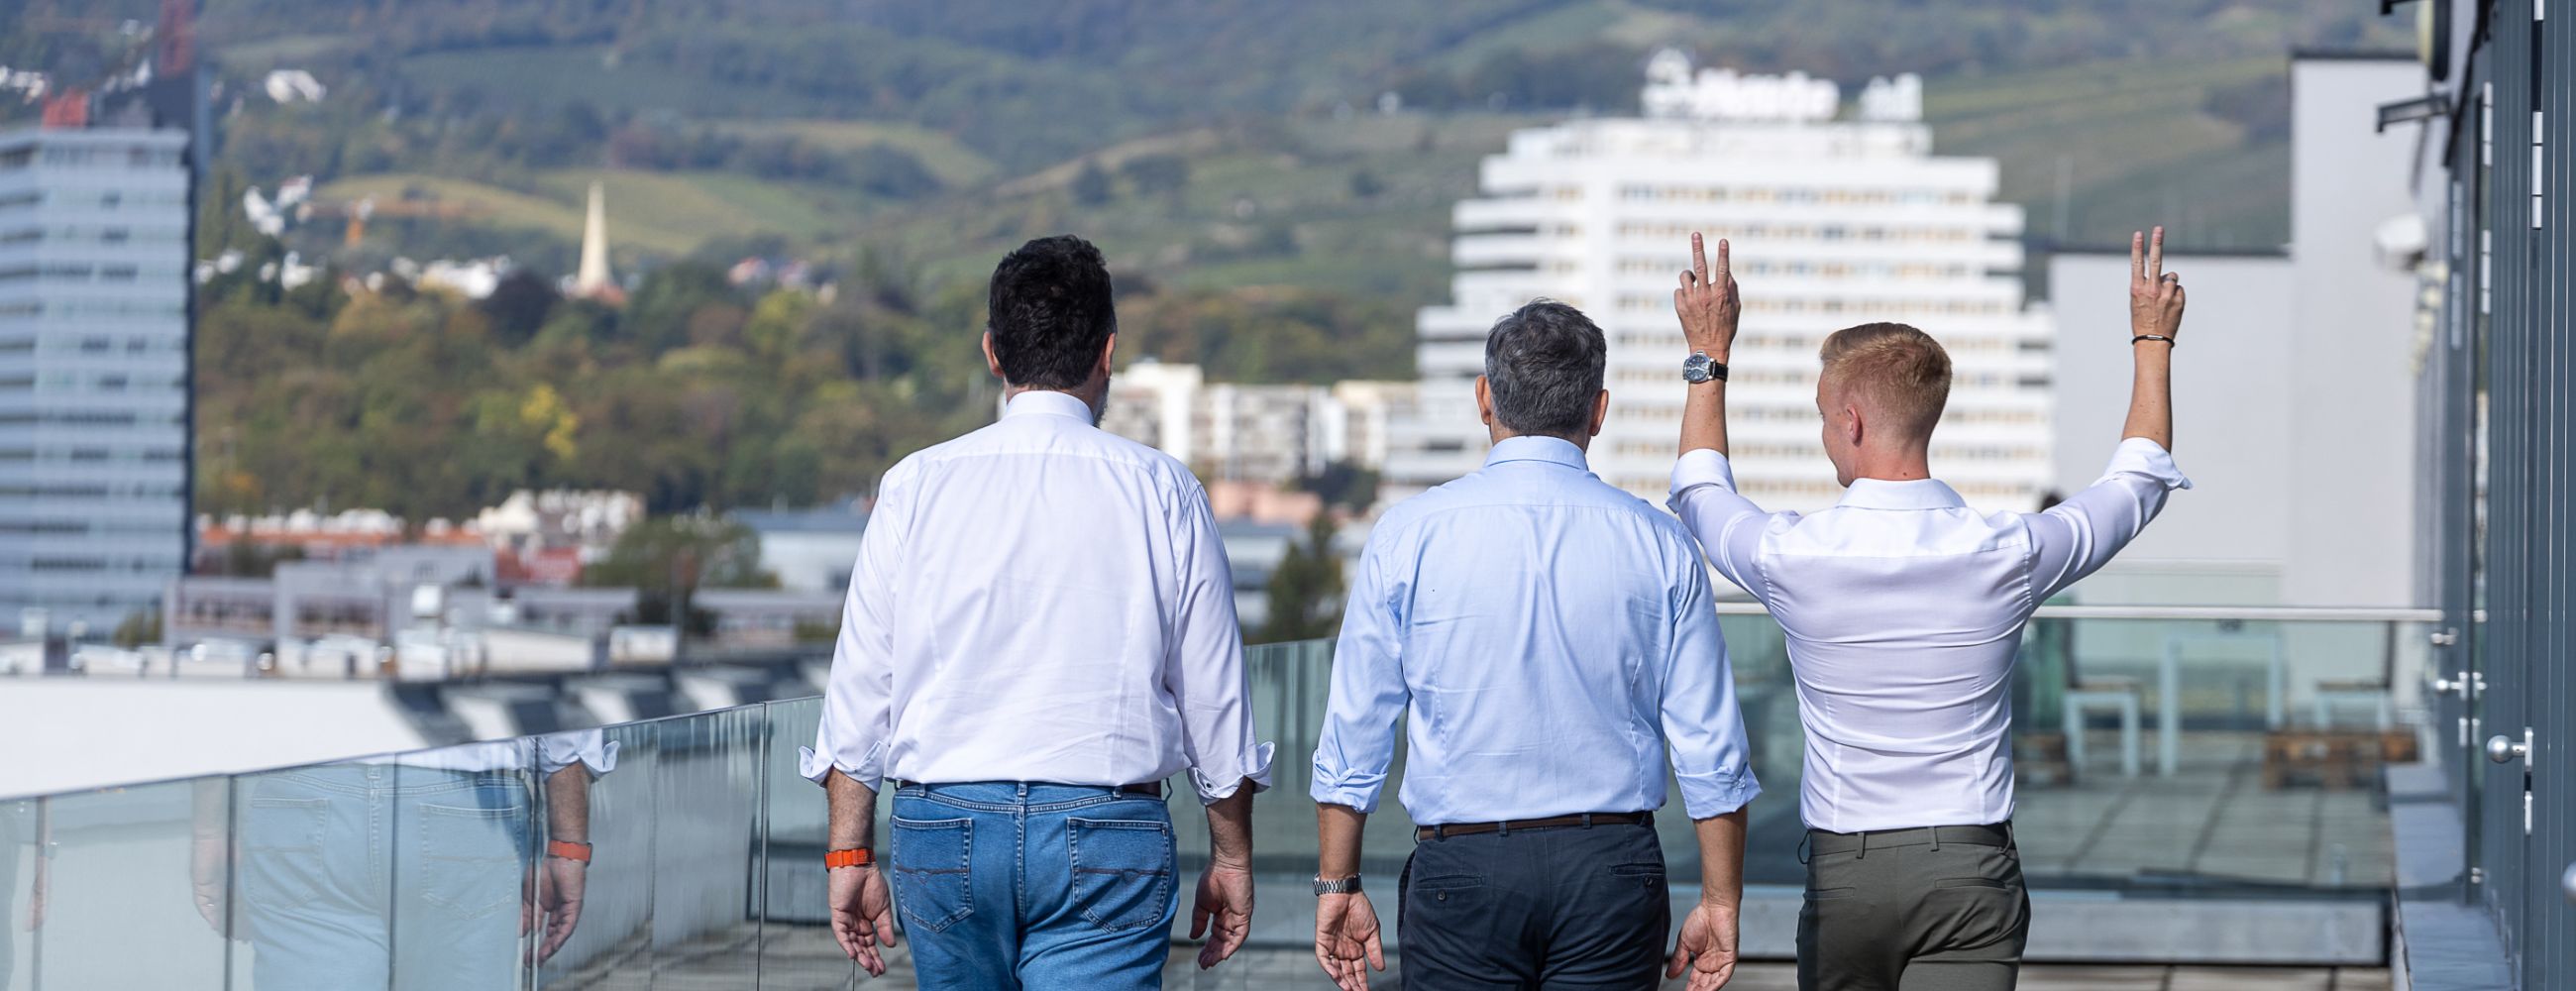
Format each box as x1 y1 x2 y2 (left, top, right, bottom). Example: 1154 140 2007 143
4 0 2408 517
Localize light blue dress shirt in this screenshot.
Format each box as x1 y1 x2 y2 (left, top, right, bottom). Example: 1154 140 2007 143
1311 436 1761 825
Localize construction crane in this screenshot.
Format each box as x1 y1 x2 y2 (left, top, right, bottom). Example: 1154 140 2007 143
300 197 490 247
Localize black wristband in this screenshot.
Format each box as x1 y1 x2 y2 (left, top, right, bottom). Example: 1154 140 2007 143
2131 335 2175 347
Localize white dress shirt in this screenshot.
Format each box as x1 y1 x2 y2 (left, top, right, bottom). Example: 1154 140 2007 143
801 389 1274 805
1668 438 2191 833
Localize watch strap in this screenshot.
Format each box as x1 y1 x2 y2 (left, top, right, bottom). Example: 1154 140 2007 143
826 847 877 870
546 839 593 864
1313 874 1363 896
2131 334 2176 347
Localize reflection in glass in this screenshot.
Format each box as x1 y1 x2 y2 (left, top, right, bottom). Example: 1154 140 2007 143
30 780 226 989
538 723 651 990
758 698 859 989
1 798 31 991
647 709 763 980
229 733 615 991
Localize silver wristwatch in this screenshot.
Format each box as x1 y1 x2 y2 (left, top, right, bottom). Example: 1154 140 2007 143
1314 874 1363 896
1682 351 1727 384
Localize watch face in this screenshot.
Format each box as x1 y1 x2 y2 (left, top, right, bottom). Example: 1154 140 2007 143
1682 353 1714 383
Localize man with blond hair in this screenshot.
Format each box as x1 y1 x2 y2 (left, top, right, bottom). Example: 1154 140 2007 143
1664 230 2193 990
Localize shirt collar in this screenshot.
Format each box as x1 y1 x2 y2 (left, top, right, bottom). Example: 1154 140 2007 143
1483 435 1592 473
1837 477 1968 510
1004 389 1097 423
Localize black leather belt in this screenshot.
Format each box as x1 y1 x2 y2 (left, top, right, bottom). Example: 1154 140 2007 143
1417 811 1651 841
1805 822 2012 857
893 780 1162 799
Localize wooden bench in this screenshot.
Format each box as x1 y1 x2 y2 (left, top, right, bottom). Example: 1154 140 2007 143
2263 729 2414 789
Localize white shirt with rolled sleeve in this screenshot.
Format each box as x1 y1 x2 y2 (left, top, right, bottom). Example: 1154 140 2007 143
1667 437 2192 833
800 389 1275 805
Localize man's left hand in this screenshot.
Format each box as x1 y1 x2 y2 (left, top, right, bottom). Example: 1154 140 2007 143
529 855 588 964
1666 898 1739 990
1191 859 1256 968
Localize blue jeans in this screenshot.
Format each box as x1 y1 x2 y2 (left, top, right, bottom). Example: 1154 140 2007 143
890 782 1176 991
239 766 531 990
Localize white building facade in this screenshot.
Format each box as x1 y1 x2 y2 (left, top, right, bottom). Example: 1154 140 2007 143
1385 53 2055 512
0 126 193 633
1103 361 1414 485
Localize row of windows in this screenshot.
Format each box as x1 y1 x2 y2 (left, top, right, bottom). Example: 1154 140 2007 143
1612 293 2013 317
0 484 184 497
0 410 157 426
0 447 185 462
1613 258 1979 280
1614 332 2047 356
0 373 187 390
0 186 184 205
1617 185 1977 207
0 301 186 318
1616 221 1984 245
0 263 157 283
0 335 182 355
10 148 185 169
0 520 182 536
1615 402 2046 426
0 226 179 246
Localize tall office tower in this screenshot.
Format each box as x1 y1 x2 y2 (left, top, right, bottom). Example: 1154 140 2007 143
1384 51 2054 514
0 122 194 635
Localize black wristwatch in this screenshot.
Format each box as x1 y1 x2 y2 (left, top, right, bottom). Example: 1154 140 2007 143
1682 351 1728 384
1314 874 1363 896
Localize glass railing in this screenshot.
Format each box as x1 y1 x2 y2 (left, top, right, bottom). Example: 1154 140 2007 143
1231 606 2430 898
0 606 2427 987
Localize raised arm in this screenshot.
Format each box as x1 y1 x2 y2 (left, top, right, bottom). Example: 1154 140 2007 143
2123 226 2184 449
1666 233 1782 598
1675 233 1740 458
2027 227 2194 600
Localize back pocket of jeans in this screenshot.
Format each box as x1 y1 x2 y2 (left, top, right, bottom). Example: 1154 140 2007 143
892 817 976 934
415 800 528 918
1067 817 1174 932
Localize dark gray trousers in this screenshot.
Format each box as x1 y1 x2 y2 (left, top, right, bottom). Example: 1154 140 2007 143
1797 823 2031 991
1400 819 1669 990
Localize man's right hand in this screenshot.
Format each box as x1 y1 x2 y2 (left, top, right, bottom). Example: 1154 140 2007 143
1313 891 1386 991
1675 232 1742 357
828 865 897 977
2129 226 2185 341
1667 897 1741 990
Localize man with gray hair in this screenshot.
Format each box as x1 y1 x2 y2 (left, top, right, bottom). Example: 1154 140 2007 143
1310 300 1761 991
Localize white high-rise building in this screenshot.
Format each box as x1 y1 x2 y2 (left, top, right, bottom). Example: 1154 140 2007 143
1385 52 2055 513
0 125 194 634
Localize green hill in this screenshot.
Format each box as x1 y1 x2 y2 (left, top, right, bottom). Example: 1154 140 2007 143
15 0 2403 289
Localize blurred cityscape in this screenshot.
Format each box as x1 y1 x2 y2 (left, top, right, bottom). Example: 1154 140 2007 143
0 1 2566 989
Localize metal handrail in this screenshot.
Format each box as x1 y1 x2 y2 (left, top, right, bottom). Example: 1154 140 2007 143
1707 601 2443 622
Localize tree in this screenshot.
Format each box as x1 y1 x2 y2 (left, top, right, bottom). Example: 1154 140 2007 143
1121 154 1190 197
1298 461 1380 514
479 270 560 346
1070 160 1116 205
587 513 779 635
1260 514 1344 643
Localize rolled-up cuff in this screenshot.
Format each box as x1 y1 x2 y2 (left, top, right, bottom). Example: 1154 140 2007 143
1668 449 1740 505
797 742 885 787
1308 765 1389 816
1673 766 1762 821
2100 437 2193 491
1190 740 1277 805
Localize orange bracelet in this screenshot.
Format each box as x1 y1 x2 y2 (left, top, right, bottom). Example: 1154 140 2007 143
546 839 593 864
825 847 876 869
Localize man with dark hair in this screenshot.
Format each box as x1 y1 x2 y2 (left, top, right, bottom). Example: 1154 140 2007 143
1310 299 1760 991
809 235 1272 990
1666 232 2191 990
